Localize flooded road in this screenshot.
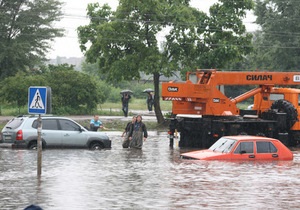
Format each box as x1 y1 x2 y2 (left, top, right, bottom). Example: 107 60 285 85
0 132 300 210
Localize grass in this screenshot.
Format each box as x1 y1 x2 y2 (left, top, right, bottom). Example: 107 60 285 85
99 98 172 111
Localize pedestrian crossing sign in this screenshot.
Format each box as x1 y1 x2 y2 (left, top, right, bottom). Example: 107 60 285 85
28 87 47 114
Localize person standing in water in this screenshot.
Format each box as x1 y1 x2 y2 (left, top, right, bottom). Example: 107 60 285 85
128 115 148 149
90 115 103 131
121 116 136 148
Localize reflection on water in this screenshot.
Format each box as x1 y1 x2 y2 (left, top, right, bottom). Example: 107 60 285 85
0 132 300 210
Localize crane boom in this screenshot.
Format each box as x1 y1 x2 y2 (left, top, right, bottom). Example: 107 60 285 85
161 69 300 115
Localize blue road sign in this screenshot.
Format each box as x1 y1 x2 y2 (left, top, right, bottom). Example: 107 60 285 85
28 86 47 114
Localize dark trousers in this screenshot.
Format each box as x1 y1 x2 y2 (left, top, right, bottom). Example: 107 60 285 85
147 100 153 111
90 124 99 131
122 104 128 117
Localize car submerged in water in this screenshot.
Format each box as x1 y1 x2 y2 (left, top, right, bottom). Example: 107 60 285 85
180 136 293 161
0 115 111 150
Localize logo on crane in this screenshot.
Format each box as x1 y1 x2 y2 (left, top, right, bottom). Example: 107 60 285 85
246 75 272 81
213 98 220 103
168 87 178 92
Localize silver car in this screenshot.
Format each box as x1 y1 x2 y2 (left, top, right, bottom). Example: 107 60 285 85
0 115 111 150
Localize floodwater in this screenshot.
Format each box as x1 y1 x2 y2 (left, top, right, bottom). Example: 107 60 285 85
0 131 300 210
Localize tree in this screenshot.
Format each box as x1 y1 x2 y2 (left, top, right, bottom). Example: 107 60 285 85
253 0 300 70
0 72 46 113
0 64 107 115
78 0 253 123
0 0 64 80
46 67 105 113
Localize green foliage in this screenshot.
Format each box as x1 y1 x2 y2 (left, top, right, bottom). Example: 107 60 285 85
48 64 75 72
131 83 154 99
0 64 107 114
53 106 90 115
0 72 47 108
107 88 122 103
250 0 300 71
0 59 174 115
81 61 102 78
0 0 64 79
78 1 254 123
46 69 102 112
95 80 111 104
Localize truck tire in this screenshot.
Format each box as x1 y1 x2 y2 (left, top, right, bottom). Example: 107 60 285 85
271 99 298 129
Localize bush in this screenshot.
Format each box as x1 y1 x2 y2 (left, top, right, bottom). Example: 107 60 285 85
107 88 122 103
53 106 90 115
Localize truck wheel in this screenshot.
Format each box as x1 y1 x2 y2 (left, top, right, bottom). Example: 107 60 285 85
271 99 298 129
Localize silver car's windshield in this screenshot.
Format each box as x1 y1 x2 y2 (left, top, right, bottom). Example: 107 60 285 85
209 138 237 153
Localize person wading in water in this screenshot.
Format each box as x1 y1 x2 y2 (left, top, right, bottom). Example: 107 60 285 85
128 115 148 149
121 116 136 148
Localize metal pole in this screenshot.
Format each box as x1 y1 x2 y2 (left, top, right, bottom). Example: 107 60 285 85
37 114 42 176
169 128 174 148
169 137 174 148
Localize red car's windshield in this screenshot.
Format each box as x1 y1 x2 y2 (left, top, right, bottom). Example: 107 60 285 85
209 138 237 153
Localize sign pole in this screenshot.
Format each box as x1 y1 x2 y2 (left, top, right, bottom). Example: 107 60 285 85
37 114 42 176
28 86 51 177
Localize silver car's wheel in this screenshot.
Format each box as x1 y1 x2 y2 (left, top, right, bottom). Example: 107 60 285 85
29 142 37 150
90 142 104 150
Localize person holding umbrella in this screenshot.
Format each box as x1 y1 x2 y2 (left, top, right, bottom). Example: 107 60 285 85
121 90 132 117
146 92 154 112
143 88 154 112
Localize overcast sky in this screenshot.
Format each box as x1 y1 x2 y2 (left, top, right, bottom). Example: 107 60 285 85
47 0 257 59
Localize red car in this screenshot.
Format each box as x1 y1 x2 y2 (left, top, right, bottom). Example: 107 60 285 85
180 136 293 161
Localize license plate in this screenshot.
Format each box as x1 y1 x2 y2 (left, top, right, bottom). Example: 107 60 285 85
4 136 12 140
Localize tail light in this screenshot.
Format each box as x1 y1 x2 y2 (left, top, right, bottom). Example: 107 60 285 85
16 130 23 140
213 133 219 138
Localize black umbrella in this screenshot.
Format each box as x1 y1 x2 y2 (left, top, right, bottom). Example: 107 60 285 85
120 89 133 95
143 88 154 93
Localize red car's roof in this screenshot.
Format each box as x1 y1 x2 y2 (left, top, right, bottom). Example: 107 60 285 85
221 136 278 141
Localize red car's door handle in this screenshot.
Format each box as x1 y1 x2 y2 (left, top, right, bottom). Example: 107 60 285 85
272 154 278 158
249 155 255 158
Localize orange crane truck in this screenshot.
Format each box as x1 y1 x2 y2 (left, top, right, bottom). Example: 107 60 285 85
162 69 300 148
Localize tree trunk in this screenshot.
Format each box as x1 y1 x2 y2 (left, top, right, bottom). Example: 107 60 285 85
153 72 165 124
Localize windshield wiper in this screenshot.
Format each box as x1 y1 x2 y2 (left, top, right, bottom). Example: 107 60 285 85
213 140 227 152
222 142 235 153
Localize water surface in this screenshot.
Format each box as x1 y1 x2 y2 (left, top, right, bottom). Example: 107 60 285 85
0 132 299 210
